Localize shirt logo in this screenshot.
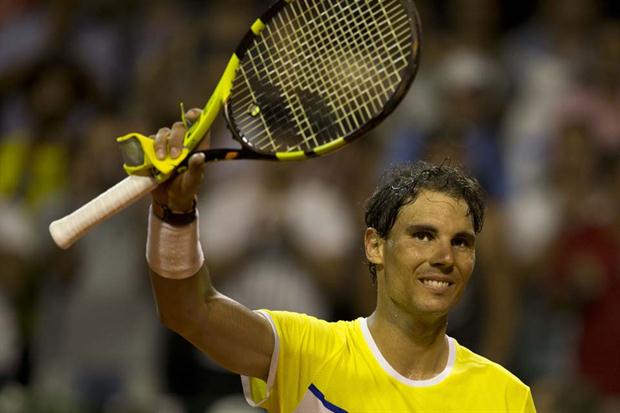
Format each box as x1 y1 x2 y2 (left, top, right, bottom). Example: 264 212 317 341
294 383 348 413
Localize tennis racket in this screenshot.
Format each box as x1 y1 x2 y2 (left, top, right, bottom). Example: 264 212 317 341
49 0 422 249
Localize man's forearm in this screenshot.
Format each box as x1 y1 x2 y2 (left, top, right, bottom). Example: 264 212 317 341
146 204 212 335
149 265 274 379
149 265 216 338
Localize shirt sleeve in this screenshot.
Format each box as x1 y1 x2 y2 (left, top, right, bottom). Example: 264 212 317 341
241 310 279 408
241 310 345 412
522 388 537 413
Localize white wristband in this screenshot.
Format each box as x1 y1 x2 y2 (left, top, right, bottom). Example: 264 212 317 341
146 206 204 279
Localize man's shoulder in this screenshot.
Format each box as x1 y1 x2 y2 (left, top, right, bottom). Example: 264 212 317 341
453 339 529 390
263 310 357 326
261 310 359 343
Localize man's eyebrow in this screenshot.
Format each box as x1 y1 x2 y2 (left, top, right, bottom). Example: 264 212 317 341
406 225 476 242
454 231 476 244
406 224 438 234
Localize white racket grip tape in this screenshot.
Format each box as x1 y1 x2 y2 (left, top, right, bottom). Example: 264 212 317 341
49 175 159 249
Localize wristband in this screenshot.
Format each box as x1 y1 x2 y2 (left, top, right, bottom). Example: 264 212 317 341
147 206 204 279
151 198 197 226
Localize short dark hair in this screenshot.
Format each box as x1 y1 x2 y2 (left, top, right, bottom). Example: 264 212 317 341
364 161 486 283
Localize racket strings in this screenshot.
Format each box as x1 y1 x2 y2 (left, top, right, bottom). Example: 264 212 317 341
241 0 406 116
229 0 417 153
238 0 409 147
268 0 411 143
323 1 410 130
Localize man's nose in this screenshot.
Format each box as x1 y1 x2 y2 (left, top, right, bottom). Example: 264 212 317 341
430 240 454 271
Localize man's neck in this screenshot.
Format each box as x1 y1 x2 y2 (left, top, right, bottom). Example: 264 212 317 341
367 310 449 381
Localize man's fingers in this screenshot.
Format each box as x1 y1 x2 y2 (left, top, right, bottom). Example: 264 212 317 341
185 108 202 124
188 152 206 172
154 127 171 160
166 153 205 209
170 121 186 159
151 109 205 208
196 130 211 151
182 153 206 192
153 108 203 161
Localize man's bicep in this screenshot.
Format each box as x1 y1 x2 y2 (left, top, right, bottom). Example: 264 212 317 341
189 292 275 381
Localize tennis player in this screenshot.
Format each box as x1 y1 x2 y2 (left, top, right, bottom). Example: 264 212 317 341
146 109 536 412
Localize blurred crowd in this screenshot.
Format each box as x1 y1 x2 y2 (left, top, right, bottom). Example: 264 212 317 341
0 0 618 412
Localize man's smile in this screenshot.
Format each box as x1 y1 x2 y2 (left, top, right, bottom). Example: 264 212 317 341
418 277 455 293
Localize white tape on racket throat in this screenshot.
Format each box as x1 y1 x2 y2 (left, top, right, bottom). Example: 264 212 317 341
147 206 204 279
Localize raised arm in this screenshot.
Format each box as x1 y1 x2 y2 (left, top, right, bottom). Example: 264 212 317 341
147 109 274 381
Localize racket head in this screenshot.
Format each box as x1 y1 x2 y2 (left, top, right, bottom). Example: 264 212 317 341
223 0 422 161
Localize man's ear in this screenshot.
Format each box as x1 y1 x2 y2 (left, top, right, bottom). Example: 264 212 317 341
364 227 384 265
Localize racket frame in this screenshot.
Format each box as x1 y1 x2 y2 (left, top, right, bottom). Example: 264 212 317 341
221 0 422 162
119 0 422 172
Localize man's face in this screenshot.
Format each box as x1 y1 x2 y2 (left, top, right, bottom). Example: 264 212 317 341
365 190 476 320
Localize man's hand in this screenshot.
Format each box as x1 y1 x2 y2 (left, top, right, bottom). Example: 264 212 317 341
151 108 209 211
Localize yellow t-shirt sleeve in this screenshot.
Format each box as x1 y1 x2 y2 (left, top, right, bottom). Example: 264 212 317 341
523 388 537 413
242 310 345 412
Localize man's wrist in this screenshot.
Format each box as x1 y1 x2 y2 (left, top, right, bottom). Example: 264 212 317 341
147 206 204 279
152 198 197 225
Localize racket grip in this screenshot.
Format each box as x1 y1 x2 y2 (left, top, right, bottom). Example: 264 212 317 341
49 175 159 249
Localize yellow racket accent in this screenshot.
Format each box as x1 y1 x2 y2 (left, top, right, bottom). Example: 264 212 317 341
313 138 346 155
183 54 240 152
179 102 189 129
250 18 266 35
116 133 191 179
275 151 308 161
117 54 241 181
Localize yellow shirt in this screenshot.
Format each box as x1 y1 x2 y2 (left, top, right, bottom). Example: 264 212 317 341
243 311 536 413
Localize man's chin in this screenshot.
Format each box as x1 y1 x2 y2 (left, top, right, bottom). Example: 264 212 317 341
412 302 451 322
